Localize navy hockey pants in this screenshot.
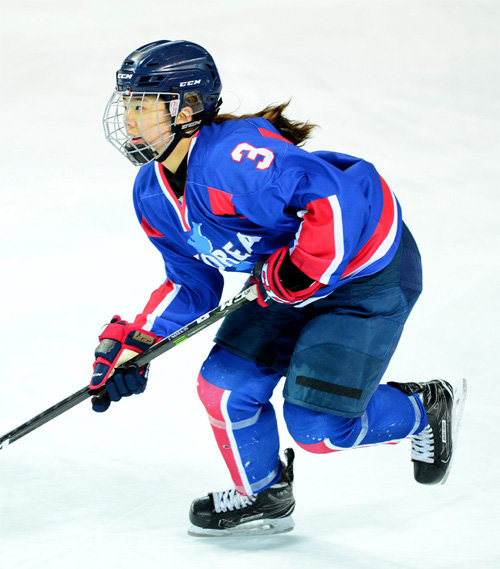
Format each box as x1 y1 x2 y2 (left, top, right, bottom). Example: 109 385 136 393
198 224 425 495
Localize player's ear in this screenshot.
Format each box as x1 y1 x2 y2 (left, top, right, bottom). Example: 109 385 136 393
177 106 194 125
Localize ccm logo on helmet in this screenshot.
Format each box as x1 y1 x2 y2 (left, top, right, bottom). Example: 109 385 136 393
118 73 133 79
180 80 202 87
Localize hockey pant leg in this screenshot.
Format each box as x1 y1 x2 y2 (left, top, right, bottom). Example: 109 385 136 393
197 345 283 496
283 223 425 453
284 383 427 453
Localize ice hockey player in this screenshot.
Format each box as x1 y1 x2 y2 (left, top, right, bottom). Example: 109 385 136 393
92 39 466 536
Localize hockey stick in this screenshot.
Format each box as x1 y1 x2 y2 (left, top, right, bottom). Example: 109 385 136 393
0 284 258 451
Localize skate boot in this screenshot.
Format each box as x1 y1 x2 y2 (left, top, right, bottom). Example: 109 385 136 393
389 379 467 485
188 448 295 537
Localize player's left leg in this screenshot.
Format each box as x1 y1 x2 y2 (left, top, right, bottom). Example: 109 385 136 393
284 378 466 486
282 221 430 463
284 382 426 453
282 290 428 454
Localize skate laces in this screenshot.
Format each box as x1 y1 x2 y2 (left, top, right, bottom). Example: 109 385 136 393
212 489 256 513
411 424 435 464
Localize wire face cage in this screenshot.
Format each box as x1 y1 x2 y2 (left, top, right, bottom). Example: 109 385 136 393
103 91 181 166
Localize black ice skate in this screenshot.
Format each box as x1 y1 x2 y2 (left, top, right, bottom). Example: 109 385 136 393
188 448 295 537
389 378 467 485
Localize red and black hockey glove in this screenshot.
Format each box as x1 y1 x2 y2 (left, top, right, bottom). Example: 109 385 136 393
251 246 324 308
90 316 159 412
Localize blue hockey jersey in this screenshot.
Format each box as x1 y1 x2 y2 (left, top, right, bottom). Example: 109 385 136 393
132 117 402 337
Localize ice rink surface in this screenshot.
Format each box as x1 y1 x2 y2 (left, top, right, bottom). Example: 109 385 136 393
1 1 498 567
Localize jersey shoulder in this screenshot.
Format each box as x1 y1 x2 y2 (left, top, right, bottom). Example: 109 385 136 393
312 150 380 180
189 118 299 196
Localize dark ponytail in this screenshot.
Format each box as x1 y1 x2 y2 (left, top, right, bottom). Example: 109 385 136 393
212 101 316 146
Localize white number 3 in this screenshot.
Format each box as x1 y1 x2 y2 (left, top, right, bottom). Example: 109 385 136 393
231 143 275 170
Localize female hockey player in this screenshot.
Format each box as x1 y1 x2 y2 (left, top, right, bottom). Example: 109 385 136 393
93 39 463 536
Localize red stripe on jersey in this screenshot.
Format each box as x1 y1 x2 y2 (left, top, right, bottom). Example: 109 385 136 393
180 197 190 230
158 164 181 204
341 176 395 278
208 186 236 216
133 280 175 328
258 127 293 144
157 163 190 231
140 215 164 238
290 196 338 282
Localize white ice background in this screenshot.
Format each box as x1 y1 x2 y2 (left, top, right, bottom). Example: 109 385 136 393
1 1 499 567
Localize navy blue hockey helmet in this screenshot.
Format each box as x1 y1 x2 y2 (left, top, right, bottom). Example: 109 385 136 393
103 40 222 166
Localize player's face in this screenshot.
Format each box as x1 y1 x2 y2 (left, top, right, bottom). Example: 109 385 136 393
123 94 172 153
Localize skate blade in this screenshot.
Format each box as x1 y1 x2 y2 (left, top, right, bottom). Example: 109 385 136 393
440 378 468 485
187 516 295 538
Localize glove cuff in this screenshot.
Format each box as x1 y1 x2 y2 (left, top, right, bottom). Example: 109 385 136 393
91 317 158 390
262 247 323 304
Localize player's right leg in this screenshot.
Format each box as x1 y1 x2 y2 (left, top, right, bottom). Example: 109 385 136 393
196 345 283 496
191 345 295 536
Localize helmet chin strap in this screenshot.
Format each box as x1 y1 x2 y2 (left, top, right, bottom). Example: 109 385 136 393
125 131 188 166
155 101 222 164
153 129 191 164
124 143 157 165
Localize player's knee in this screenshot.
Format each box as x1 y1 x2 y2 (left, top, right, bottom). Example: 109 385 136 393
283 401 361 452
197 345 238 412
197 345 268 420
197 371 223 415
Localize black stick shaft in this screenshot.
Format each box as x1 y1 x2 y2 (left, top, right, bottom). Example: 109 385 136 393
0 285 257 450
